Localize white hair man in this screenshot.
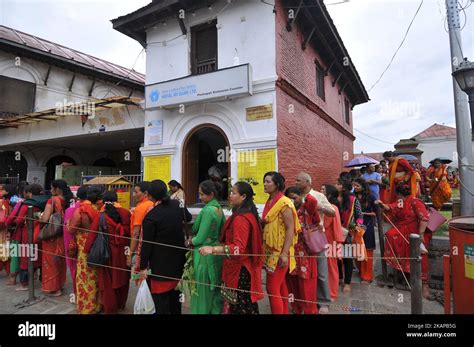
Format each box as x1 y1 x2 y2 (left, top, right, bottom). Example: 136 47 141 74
295 172 335 314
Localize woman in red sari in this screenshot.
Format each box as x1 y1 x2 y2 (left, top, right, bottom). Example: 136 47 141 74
0 184 11 277
376 184 431 299
69 185 103 314
199 182 264 314
7 184 46 290
85 191 131 314
382 151 417 204
40 180 70 296
284 186 319 314
321 184 345 301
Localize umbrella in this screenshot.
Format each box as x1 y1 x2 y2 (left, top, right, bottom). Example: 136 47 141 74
430 157 453 165
400 154 417 161
345 155 379 168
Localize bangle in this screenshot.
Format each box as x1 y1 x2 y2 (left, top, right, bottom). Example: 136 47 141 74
223 245 231 258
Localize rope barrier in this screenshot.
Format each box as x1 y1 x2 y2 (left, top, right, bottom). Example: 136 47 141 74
21 216 419 261
33 247 397 315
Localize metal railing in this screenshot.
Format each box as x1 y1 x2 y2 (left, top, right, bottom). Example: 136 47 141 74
0 174 20 185
195 58 217 75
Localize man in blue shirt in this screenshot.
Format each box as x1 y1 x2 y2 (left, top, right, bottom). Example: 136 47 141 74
362 164 382 199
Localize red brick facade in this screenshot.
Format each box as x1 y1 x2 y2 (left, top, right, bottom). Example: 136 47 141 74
275 0 355 189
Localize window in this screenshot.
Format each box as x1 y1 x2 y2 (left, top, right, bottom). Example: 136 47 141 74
0 76 36 117
344 99 351 124
191 20 218 75
316 63 325 100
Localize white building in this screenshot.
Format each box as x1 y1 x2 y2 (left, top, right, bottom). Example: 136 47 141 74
0 25 145 187
413 123 461 168
113 0 369 205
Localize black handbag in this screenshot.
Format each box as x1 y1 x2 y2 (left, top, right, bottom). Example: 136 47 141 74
87 213 110 265
38 200 63 241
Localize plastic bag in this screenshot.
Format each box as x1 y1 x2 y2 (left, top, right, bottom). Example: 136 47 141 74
134 280 155 314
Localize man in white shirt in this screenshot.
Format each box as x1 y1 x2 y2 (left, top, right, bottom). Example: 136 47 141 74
295 172 335 314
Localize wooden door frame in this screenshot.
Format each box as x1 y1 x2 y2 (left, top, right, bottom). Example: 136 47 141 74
181 124 230 205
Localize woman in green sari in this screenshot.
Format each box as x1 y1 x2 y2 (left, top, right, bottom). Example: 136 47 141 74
185 180 225 314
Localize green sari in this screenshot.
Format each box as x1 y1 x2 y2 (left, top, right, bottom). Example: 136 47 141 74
191 199 225 314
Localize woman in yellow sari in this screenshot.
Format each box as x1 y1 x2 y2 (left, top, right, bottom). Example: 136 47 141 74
426 159 452 210
262 172 300 314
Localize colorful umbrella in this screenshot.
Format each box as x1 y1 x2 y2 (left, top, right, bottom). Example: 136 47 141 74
345 155 379 168
400 154 417 161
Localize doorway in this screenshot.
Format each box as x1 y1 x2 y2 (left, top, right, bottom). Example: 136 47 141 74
182 124 230 205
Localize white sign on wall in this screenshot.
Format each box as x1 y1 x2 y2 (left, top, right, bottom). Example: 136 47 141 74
145 64 252 109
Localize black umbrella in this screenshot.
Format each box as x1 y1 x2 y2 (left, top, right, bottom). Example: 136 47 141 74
429 157 453 165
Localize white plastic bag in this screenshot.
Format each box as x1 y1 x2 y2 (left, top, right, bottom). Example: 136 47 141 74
134 280 155 314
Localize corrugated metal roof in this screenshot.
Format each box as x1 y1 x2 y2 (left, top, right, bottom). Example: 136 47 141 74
413 123 457 139
0 25 145 85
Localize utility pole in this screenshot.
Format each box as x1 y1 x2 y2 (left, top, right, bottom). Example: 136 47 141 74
446 0 474 215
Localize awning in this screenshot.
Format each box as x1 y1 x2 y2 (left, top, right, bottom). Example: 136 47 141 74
0 96 143 129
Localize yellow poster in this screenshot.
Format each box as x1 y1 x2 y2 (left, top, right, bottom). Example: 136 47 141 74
237 149 276 204
143 155 171 184
116 191 130 210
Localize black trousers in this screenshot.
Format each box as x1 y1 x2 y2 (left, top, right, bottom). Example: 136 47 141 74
152 290 182 314
338 258 353 285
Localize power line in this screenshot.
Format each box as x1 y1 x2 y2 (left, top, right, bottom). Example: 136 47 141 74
367 0 424 92
100 48 145 99
354 128 396 145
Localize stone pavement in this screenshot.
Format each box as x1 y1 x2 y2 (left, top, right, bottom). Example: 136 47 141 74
0 268 443 315
0 222 444 315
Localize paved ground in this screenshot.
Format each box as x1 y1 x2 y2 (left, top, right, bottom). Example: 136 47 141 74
0 222 444 314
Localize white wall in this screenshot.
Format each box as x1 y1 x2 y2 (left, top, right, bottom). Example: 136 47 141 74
0 52 143 111
0 50 145 184
145 0 276 85
417 136 458 168
142 0 279 184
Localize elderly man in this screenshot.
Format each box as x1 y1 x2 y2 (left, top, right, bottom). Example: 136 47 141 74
295 172 335 314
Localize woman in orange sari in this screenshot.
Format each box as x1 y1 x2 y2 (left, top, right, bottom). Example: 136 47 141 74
426 159 452 210
40 180 70 296
321 184 344 301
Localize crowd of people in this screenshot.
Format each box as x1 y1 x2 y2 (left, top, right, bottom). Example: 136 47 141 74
0 152 454 314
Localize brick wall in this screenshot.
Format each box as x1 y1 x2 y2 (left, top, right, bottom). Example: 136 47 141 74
274 0 355 189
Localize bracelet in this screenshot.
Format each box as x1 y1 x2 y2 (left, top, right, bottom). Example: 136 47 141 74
223 245 231 258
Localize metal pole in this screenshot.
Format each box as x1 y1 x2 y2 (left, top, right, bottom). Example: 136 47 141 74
27 206 35 302
446 0 474 215
409 234 422 314
375 205 388 282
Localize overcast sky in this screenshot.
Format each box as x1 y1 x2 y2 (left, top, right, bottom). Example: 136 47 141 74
1 0 473 154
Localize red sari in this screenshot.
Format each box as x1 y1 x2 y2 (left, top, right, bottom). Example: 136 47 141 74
0 198 11 274
85 207 131 314
41 196 67 294
384 196 431 282
286 194 320 314
69 201 101 314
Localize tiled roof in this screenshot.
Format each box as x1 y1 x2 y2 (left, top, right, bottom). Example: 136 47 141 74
0 25 145 85
413 123 457 139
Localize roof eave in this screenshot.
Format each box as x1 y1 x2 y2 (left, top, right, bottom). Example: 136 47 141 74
0 39 144 91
